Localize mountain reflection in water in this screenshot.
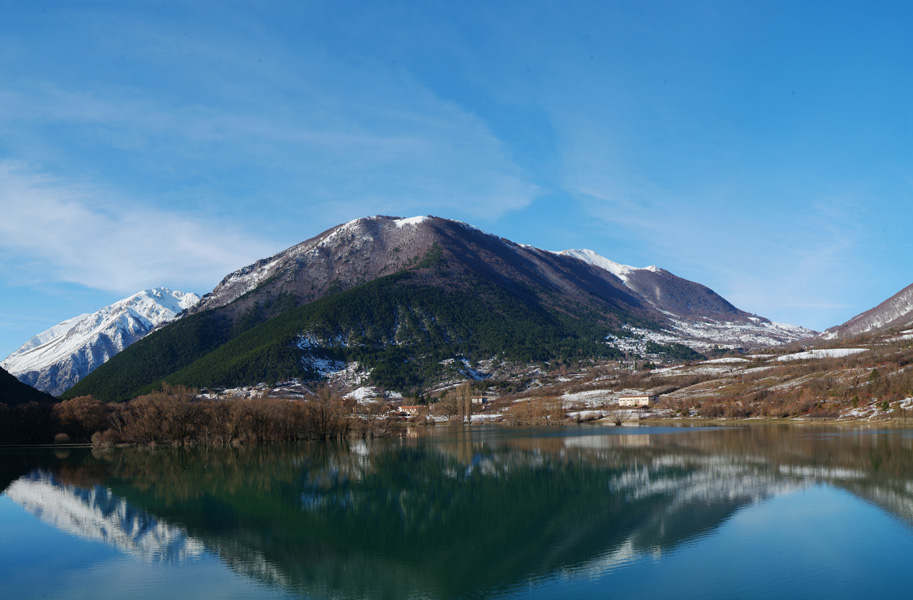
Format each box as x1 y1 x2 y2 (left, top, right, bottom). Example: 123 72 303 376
6 471 204 562
4 425 913 599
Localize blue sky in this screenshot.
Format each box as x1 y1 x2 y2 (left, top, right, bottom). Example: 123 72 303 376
2 1 913 358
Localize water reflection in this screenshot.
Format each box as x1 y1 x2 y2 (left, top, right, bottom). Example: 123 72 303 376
3 425 913 599
6 472 204 562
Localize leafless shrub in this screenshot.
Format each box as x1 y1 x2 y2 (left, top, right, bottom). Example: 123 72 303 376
505 397 563 425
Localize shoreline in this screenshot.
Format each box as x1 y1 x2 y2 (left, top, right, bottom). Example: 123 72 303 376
4 417 911 449
627 416 913 428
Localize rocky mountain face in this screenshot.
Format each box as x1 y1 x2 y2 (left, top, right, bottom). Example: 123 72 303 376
192 216 811 343
186 215 657 325
2 288 200 396
822 282 913 340
189 216 441 317
66 216 813 401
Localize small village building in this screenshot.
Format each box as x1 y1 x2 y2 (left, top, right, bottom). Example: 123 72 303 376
471 396 489 405
617 394 658 407
400 405 423 416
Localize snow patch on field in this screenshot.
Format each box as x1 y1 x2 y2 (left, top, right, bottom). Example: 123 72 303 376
469 414 503 423
775 348 868 362
567 410 610 421
561 389 616 406
302 356 346 375
652 363 742 376
886 330 913 343
346 386 382 403
439 357 491 380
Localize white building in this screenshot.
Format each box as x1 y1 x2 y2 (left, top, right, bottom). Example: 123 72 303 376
618 394 657 407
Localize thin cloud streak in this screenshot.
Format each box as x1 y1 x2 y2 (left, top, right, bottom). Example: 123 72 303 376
0 162 276 295
0 17 540 226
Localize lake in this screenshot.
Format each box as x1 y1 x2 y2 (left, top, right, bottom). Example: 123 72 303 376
3 424 913 599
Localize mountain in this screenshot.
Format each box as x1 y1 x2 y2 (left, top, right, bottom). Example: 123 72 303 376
821 282 913 340
558 248 811 348
558 249 742 320
65 216 812 401
2 288 200 396
0 366 55 406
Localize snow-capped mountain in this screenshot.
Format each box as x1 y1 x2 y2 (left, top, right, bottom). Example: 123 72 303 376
2 288 199 396
821 281 913 340
69 216 814 401
192 215 814 348
188 215 442 317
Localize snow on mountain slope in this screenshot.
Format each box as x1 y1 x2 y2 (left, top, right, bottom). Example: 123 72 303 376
190 216 440 315
193 218 814 353
559 249 659 282
821 282 913 340
617 315 814 352
561 248 815 348
1 288 199 396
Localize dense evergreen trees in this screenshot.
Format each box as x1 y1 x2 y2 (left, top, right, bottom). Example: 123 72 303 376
0 366 55 406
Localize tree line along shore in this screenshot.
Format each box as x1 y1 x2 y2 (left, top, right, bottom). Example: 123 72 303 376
0 384 402 446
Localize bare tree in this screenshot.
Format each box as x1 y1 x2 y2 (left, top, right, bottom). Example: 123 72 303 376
456 382 473 423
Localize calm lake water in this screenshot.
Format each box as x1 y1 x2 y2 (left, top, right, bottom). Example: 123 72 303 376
3 424 913 599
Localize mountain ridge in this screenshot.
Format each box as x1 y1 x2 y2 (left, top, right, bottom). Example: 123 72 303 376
64 216 814 401
822 282 913 340
2 288 200 396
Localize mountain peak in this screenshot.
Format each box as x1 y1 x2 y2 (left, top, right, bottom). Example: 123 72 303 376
1 287 201 396
190 214 479 316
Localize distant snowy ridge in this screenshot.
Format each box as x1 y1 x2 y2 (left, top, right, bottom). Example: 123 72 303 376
822 282 913 340
1 288 199 396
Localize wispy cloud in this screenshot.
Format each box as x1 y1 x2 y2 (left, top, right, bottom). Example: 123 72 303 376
0 162 276 294
0 11 539 229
